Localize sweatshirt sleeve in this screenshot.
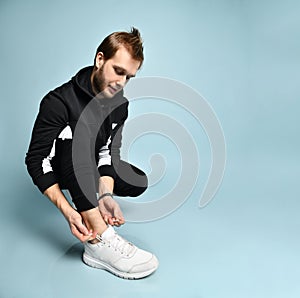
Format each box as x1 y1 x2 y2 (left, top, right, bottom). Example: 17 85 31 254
25 93 68 193
98 101 128 179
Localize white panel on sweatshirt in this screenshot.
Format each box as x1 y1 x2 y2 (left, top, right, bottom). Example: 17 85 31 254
42 139 56 174
98 123 118 167
58 125 73 140
98 136 112 167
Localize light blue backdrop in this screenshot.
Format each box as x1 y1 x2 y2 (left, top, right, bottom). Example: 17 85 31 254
0 1 299 297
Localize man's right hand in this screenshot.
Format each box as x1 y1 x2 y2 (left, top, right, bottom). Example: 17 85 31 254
44 184 97 242
65 208 97 242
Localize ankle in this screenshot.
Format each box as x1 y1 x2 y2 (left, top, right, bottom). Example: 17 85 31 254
88 226 108 244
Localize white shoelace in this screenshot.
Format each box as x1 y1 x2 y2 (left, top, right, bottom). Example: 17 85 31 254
96 232 135 256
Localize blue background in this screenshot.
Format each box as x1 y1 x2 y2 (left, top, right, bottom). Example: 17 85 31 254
0 0 299 297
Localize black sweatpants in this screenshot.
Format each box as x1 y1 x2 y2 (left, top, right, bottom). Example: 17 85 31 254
58 160 148 212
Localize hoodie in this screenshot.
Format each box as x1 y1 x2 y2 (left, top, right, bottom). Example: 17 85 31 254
25 66 128 197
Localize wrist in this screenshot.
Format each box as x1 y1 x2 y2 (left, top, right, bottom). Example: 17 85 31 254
98 192 114 200
44 184 74 218
60 201 75 219
99 176 114 200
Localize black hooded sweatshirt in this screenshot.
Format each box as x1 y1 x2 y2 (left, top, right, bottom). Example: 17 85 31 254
25 66 128 200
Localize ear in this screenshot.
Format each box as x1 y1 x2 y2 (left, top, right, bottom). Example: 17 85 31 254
95 52 105 69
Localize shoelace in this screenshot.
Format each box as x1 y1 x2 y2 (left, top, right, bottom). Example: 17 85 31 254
96 232 135 256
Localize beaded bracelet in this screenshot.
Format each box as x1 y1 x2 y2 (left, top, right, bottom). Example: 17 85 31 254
98 192 114 200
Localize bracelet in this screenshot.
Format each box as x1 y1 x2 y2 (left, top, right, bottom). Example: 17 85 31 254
98 192 114 200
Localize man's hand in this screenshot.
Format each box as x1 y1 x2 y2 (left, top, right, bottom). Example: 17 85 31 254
44 184 97 242
98 196 125 226
65 208 97 242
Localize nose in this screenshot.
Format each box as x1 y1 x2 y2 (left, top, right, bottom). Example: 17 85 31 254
116 75 127 88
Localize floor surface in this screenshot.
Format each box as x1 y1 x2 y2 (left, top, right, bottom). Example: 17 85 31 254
1 156 299 298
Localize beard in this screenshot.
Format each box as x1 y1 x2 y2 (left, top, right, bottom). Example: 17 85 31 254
92 64 106 95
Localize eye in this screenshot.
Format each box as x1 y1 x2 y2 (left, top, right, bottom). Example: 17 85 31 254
114 67 125 76
113 66 134 81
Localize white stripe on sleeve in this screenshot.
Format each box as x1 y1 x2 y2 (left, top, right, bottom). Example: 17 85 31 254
42 139 56 174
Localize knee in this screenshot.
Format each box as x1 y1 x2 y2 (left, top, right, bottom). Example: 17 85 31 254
131 173 148 197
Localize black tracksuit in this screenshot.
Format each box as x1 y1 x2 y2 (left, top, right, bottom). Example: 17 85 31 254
25 66 147 211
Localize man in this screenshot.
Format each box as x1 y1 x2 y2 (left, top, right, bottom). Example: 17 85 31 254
25 28 159 279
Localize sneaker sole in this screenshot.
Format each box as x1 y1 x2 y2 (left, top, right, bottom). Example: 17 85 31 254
83 252 158 280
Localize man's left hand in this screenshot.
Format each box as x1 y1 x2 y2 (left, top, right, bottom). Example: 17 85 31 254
98 196 125 226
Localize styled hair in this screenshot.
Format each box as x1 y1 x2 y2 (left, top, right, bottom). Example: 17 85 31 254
94 27 144 69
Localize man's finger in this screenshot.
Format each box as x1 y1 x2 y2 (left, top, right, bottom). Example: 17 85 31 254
108 217 115 225
114 208 124 218
104 215 109 224
72 228 88 242
114 212 125 225
76 222 90 236
112 217 125 226
111 218 119 226
73 228 96 242
85 230 98 242
119 217 125 225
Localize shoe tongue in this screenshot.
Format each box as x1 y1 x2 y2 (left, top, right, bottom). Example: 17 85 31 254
101 226 115 240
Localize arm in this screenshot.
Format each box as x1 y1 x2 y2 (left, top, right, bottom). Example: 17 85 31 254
25 94 68 192
26 93 97 241
99 175 114 195
44 184 97 242
98 176 125 226
97 102 128 226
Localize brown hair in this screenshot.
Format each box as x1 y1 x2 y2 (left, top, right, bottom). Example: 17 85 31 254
94 27 144 69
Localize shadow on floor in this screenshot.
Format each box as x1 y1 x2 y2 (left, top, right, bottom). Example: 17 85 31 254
13 180 75 252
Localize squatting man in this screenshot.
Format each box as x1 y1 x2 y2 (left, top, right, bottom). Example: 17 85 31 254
26 28 159 279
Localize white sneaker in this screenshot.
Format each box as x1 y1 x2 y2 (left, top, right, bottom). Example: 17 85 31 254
83 226 159 279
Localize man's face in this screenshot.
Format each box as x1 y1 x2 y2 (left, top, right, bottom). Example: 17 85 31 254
91 46 141 98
